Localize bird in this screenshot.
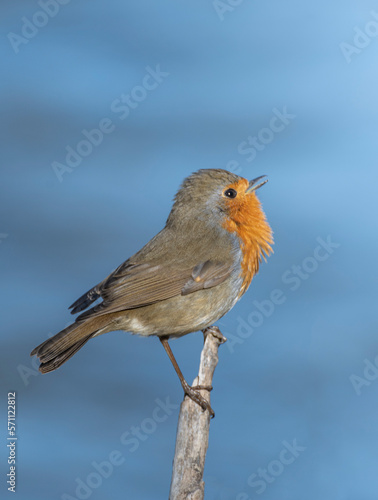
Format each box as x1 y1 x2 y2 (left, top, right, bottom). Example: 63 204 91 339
31 168 273 416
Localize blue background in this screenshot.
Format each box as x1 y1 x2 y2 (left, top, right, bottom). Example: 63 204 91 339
1 1 378 499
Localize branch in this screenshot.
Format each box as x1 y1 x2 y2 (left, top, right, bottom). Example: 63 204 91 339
169 326 226 500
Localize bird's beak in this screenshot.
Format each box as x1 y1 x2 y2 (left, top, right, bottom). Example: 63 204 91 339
246 175 268 193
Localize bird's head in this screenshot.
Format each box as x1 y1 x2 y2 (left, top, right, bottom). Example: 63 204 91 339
167 168 273 269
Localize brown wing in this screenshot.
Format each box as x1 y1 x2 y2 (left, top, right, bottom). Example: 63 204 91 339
70 259 235 321
181 260 234 295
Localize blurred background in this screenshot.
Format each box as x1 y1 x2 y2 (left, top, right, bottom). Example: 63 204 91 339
1 1 378 499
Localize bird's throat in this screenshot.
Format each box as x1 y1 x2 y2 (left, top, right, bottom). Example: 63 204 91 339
222 191 273 296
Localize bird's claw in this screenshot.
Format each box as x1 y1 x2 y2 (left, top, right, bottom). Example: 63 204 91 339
182 381 215 418
191 384 213 392
203 326 227 344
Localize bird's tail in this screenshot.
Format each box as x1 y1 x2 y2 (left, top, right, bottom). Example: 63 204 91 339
31 316 111 373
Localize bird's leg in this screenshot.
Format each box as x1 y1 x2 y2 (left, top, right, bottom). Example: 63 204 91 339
159 336 215 418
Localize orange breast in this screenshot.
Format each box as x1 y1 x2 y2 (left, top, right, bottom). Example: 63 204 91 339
222 179 273 297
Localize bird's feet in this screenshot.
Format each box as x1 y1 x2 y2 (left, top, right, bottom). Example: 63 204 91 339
191 384 213 391
203 325 227 344
181 379 215 418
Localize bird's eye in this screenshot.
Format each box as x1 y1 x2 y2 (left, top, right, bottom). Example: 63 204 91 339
224 188 237 199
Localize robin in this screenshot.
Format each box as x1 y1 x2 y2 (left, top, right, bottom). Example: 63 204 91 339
31 169 273 416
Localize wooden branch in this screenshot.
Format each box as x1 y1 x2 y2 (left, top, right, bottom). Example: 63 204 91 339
169 326 227 500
